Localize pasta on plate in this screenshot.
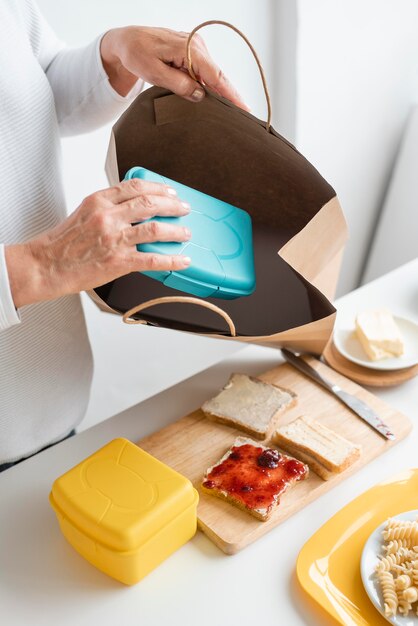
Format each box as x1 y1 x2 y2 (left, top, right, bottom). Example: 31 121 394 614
375 517 418 617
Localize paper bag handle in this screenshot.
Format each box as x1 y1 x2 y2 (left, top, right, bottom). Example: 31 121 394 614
186 20 272 132
122 295 236 337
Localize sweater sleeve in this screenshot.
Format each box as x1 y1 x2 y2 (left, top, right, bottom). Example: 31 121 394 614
24 1 144 136
0 246 21 331
45 36 144 136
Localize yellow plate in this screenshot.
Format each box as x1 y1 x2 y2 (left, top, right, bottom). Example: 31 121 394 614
296 468 418 626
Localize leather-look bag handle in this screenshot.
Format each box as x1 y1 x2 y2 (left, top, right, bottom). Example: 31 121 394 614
186 20 272 131
122 295 236 337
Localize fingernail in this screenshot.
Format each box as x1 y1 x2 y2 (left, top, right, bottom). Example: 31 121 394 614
167 186 177 196
183 227 191 239
191 88 205 102
182 256 191 266
181 201 191 211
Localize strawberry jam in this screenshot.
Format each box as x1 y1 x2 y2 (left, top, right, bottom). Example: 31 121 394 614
202 442 308 516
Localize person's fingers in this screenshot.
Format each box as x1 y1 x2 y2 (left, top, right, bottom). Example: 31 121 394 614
157 62 206 102
118 193 191 222
157 59 249 111
126 220 191 245
98 178 178 204
131 250 191 272
192 50 250 111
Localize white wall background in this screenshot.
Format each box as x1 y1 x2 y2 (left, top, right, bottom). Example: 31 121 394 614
290 0 418 294
35 0 418 426
362 105 418 284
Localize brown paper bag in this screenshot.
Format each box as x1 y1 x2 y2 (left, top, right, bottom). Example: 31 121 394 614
90 21 348 355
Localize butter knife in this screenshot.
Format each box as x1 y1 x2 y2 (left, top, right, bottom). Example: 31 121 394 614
281 349 395 440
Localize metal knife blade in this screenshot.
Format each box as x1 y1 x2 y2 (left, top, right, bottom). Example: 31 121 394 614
281 348 395 440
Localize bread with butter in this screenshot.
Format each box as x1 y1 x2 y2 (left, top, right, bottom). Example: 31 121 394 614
201 373 297 439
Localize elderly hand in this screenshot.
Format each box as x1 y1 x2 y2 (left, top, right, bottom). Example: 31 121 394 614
100 26 249 109
6 179 192 308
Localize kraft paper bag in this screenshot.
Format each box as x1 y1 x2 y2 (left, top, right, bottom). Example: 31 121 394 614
89 21 348 355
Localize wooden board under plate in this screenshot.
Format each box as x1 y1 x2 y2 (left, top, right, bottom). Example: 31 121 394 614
323 339 418 387
137 357 412 554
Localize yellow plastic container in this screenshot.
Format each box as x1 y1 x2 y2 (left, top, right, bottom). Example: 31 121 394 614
49 438 199 585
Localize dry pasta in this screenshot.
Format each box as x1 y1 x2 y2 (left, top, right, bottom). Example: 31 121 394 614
412 559 418 586
378 571 398 616
374 515 418 618
385 539 410 554
404 586 418 603
395 574 412 590
397 587 412 616
375 547 411 572
383 520 418 544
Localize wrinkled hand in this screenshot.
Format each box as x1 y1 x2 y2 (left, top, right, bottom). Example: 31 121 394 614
100 25 249 109
6 179 192 308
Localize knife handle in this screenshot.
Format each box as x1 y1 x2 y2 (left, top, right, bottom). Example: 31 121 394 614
281 349 338 393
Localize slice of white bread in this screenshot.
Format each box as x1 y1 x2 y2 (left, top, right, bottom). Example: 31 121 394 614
272 415 361 480
201 373 297 439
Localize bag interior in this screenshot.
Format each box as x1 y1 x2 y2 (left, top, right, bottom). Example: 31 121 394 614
95 87 337 336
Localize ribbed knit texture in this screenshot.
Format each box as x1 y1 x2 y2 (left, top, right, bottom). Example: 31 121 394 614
0 0 143 463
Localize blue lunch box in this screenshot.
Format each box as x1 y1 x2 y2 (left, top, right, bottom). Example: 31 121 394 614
124 167 256 299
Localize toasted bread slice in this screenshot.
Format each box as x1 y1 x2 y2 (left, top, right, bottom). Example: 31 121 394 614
201 436 309 521
272 416 361 480
201 373 297 439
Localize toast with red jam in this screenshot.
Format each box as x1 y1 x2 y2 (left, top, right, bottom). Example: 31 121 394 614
201 437 309 521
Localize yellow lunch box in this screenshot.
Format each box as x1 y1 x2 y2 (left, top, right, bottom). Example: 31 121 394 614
49 438 199 585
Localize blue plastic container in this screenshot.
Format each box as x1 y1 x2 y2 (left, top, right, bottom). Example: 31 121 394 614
124 167 256 299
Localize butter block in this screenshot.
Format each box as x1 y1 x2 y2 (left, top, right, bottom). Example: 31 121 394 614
355 309 404 361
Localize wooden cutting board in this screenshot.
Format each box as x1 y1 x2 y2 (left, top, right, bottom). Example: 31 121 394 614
137 357 412 554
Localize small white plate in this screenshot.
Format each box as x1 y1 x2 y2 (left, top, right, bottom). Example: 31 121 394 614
333 316 418 370
361 509 418 625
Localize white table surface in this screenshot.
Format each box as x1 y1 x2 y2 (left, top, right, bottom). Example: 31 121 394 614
1 259 417 626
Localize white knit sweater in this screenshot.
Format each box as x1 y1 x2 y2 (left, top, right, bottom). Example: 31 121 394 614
0 0 142 463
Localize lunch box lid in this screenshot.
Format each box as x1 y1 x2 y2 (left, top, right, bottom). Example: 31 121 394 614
49 438 198 553
125 167 256 299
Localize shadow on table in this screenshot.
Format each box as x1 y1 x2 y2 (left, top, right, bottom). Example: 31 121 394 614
0 486 122 597
0 485 227 606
